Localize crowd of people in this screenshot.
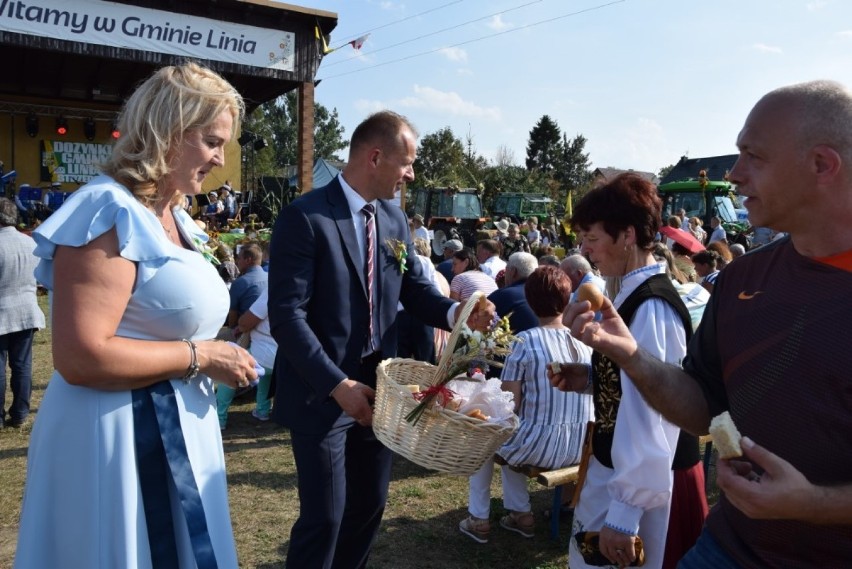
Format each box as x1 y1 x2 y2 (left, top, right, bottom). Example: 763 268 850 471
10 182 70 226
6 175 240 233
3 62 849 569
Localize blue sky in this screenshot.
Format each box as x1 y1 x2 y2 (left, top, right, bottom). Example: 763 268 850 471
296 0 852 175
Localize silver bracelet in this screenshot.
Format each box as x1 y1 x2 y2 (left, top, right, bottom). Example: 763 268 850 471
180 339 200 383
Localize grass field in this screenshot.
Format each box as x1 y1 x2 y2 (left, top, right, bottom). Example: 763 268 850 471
0 296 717 568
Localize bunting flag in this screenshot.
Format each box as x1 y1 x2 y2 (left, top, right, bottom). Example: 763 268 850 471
315 25 335 55
315 25 371 55
348 34 371 51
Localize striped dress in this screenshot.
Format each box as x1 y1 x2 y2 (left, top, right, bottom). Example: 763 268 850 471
498 326 594 469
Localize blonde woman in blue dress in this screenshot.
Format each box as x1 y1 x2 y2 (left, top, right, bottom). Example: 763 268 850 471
15 63 257 569
459 266 594 543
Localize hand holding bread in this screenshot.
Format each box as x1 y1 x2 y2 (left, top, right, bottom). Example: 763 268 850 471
709 411 743 459
575 282 604 312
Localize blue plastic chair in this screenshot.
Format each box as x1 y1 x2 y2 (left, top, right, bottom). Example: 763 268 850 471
47 191 66 210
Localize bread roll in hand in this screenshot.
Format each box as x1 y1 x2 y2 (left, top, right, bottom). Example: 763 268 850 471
709 411 743 459
575 283 604 312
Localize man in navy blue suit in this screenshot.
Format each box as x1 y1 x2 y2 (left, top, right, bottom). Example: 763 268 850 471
487 251 539 333
268 111 494 569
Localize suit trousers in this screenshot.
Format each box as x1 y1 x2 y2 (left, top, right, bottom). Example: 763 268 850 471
286 356 393 569
0 328 34 425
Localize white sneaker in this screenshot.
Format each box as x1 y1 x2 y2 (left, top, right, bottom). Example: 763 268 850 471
458 516 490 544
252 409 270 421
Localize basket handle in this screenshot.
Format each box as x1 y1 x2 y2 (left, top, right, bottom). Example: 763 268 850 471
432 291 486 385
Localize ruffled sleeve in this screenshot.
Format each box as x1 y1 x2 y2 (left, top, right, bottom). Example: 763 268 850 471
32 175 173 291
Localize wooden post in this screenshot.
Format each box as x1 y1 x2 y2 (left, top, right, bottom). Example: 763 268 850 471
297 81 315 193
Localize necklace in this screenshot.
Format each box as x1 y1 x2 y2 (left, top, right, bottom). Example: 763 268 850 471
155 210 179 243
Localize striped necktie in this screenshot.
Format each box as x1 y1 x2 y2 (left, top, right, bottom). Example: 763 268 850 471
362 204 376 351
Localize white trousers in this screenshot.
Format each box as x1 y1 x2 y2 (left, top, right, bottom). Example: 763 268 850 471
467 456 531 519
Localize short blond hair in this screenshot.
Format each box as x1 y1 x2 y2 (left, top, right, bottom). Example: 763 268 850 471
102 62 244 205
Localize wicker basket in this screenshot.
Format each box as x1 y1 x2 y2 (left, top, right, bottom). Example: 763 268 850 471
373 292 519 476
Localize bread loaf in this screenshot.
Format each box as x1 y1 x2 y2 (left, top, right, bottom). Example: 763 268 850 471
709 411 743 459
575 283 604 312
466 408 488 421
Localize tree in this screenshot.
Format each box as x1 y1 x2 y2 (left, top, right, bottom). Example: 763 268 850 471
242 105 280 179
414 127 465 186
313 103 347 161
246 92 347 175
494 144 516 168
461 128 489 187
658 163 676 181
239 93 346 221
481 165 549 212
525 115 562 173
555 133 592 191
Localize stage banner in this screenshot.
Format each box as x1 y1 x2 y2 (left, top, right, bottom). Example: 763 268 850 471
40 140 112 184
0 0 295 71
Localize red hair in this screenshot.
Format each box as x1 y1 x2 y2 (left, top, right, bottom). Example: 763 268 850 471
524 266 572 317
570 172 662 250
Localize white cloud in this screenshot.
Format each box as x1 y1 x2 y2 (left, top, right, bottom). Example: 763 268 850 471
837 30 852 38
487 14 511 31
355 85 502 122
624 117 668 170
402 85 501 120
439 47 468 62
806 0 827 11
589 117 674 172
456 68 474 76
353 99 388 115
752 43 783 54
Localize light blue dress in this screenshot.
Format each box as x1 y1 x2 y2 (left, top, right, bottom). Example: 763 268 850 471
14 176 238 568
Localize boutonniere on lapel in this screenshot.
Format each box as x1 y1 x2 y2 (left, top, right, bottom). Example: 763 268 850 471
385 238 408 274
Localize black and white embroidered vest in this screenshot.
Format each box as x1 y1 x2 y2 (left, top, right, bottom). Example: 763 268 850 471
591 273 700 470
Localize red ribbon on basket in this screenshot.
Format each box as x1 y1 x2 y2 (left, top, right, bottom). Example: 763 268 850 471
413 384 456 407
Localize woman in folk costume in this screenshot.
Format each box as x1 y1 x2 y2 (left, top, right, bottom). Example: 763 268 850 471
559 173 704 569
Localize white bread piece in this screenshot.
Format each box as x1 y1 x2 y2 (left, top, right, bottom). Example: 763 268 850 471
548 361 562 374
709 411 743 459
403 384 421 393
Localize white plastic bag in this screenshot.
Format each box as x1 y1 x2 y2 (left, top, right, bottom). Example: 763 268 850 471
446 375 515 426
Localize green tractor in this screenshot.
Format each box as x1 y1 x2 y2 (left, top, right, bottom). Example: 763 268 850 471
490 192 553 225
406 186 489 258
657 171 750 247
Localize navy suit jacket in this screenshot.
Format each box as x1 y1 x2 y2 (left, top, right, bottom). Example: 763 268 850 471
268 178 455 434
487 280 538 334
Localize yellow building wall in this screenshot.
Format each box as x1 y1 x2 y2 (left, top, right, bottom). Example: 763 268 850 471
0 112 242 196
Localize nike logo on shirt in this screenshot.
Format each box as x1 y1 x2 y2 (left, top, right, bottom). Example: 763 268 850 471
738 291 763 300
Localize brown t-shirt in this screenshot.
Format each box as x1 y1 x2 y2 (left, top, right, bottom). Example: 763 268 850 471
683 237 852 567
